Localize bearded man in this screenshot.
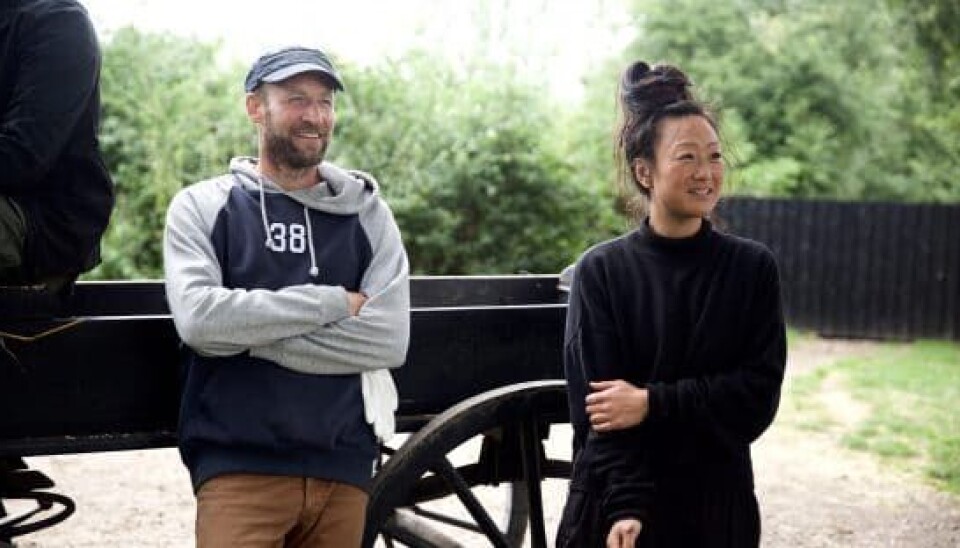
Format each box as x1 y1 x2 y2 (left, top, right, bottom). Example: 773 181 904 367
162 46 410 548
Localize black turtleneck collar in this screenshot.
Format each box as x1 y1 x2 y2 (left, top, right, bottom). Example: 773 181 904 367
633 217 714 255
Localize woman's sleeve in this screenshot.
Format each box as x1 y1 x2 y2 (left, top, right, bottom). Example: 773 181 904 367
572 253 655 526
646 250 787 448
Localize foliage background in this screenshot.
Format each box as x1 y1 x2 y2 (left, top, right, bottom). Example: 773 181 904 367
88 0 960 279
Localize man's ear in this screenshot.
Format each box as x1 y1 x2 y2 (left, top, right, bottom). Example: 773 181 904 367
246 91 264 123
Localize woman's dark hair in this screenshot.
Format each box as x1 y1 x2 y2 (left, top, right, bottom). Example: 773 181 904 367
615 61 718 218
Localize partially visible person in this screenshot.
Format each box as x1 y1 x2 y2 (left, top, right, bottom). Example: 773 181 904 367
557 61 787 548
0 0 114 291
163 46 409 547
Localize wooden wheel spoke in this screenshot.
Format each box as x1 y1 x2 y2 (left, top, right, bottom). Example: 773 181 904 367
362 381 571 548
410 504 482 533
432 457 511 548
519 419 547 548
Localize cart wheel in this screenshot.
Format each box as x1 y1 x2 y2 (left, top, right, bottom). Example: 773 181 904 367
365 380 570 548
1 458 76 543
0 491 76 541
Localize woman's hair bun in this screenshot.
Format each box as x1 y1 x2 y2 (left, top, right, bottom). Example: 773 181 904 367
623 61 651 84
620 61 693 116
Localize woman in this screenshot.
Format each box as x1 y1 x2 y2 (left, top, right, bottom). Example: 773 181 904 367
557 61 787 548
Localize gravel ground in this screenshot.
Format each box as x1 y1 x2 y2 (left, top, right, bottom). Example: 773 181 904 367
8 337 960 547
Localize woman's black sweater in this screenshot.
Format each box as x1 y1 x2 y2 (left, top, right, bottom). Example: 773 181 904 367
564 218 787 531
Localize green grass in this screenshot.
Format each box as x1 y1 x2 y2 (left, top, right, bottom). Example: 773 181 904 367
785 328 811 348
785 365 835 432
791 339 960 494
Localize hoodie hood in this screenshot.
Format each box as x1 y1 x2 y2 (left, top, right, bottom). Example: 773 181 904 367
228 156 383 279
229 156 380 215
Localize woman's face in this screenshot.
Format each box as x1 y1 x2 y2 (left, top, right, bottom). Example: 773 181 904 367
637 115 723 237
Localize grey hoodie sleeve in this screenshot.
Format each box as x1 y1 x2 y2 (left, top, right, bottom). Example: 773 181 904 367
163 180 352 356
250 197 410 374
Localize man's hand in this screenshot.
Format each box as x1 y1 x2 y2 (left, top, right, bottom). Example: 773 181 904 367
586 379 649 431
607 518 642 548
347 292 367 316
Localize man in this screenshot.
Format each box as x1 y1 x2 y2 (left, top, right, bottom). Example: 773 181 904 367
163 46 410 547
0 0 114 291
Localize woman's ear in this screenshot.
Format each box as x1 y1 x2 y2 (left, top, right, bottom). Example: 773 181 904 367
633 160 651 189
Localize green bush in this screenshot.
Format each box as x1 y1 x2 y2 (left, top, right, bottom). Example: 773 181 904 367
92 28 250 279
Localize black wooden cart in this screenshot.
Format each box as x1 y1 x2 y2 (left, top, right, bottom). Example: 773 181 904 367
0 276 573 547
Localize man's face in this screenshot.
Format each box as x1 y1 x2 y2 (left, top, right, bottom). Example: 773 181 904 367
254 72 336 170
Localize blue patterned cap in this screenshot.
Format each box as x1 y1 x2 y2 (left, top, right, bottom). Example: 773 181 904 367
244 46 344 92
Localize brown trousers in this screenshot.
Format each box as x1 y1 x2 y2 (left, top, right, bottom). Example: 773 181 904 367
195 473 368 548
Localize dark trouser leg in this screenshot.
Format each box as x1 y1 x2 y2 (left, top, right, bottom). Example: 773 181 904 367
0 196 75 293
0 197 26 284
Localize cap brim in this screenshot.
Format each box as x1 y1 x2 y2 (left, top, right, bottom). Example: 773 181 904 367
261 63 344 91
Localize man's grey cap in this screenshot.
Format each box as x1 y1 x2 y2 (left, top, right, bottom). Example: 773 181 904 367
244 46 344 93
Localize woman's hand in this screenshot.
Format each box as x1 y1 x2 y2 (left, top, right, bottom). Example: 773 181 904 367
607 518 642 547
586 380 649 431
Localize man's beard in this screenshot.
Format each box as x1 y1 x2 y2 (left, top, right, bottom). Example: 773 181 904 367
263 119 328 170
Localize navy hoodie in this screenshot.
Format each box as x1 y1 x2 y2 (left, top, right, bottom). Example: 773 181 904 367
163 157 410 491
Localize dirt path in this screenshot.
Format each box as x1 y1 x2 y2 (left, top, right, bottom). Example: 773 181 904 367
754 338 960 547
10 337 960 547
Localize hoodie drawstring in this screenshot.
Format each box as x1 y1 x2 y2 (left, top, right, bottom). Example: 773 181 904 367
258 177 274 250
303 205 319 278
257 176 320 278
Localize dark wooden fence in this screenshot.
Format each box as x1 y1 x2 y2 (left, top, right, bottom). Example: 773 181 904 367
716 198 960 341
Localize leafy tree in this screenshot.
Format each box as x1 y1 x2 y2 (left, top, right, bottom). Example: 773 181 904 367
87 1 960 281
888 0 960 89
91 31 609 278
884 0 960 201
335 53 612 274
575 0 960 203
91 28 251 279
